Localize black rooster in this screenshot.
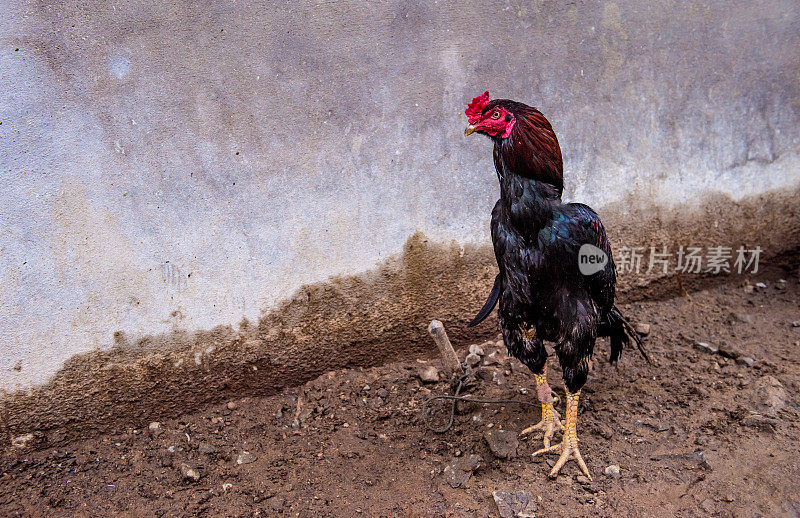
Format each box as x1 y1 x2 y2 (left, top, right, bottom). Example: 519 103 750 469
464 92 647 480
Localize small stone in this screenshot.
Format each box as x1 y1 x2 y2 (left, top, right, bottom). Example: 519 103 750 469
469 344 485 356
604 465 621 479
465 353 481 367
149 421 161 431
11 433 33 449
635 323 651 336
181 464 201 482
363 384 371 391
576 475 591 485
376 388 389 398
443 454 481 488
792 321 800 328
732 312 754 324
693 342 718 354
694 434 709 446
736 356 756 367
492 371 507 386
755 282 767 289
717 344 741 359
417 365 440 383
222 483 233 492
475 367 494 382
483 351 502 366
743 284 755 294
483 429 519 459
492 491 538 518
752 375 787 416
226 401 238 410
776 279 787 290
198 442 216 454
236 451 258 465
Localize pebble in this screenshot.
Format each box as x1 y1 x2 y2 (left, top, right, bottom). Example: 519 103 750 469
743 284 755 294
776 279 787 290
753 375 787 416
469 344 485 356
736 356 756 367
149 421 161 431
717 344 741 359
11 433 33 449
376 388 389 398
635 323 651 336
755 282 767 289
483 429 519 459
576 475 592 485
483 351 502 366
237 451 258 465
226 401 237 410
181 463 201 482
792 321 800 328
443 454 481 488
417 365 440 383
475 367 494 382
694 342 718 354
465 353 482 367
492 491 537 518
198 442 216 454
604 465 621 479
732 313 754 324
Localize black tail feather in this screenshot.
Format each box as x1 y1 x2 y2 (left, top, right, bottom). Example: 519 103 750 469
600 305 650 364
468 274 501 327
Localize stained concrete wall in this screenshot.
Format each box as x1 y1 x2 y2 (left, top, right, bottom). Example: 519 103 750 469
1 0 799 444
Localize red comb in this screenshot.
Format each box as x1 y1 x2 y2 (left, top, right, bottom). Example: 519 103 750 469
465 91 490 124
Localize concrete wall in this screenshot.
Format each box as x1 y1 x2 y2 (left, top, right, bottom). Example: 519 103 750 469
1 0 799 444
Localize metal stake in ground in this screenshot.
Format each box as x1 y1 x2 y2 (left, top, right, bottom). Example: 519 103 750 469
427 320 462 380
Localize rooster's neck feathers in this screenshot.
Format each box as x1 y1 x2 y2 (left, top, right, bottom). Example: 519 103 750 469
490 101 564 197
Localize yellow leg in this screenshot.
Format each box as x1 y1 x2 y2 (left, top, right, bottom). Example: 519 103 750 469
532 389 591 480
520 363 563 448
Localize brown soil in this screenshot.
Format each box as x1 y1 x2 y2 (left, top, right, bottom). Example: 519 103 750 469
2 261 799 517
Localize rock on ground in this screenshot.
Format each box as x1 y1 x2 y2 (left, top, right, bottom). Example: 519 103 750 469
484 429 519 459
492 490 538 518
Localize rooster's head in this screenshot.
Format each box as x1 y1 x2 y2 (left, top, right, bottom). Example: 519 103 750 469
463 91 516 139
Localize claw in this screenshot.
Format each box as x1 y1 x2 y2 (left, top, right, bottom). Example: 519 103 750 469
548 443 592 480
520 409 564 449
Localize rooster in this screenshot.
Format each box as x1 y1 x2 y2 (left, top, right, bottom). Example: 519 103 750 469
464 92 647 480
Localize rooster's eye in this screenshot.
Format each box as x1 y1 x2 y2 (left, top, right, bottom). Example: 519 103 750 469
491 111 500 120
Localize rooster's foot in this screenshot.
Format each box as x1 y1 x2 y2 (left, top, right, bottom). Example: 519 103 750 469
520 406 563 449
533 440 592 480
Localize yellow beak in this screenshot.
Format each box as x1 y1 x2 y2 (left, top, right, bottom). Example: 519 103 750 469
464 124 476 136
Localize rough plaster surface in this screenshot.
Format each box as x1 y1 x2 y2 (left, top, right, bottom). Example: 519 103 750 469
1 0 799 442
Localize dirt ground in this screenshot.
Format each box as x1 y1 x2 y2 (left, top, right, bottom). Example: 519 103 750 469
2 260 799 517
